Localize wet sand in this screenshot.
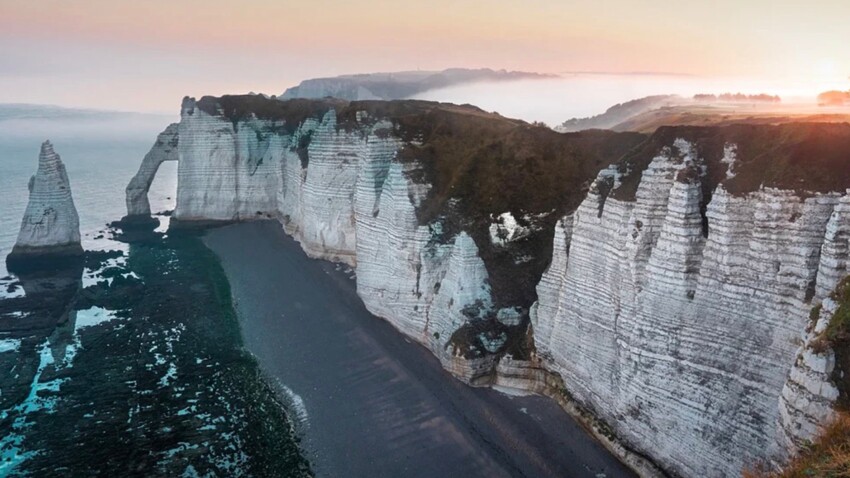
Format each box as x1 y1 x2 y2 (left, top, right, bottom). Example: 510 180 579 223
204 221 636 478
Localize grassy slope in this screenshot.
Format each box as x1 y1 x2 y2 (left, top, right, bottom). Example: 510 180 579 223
612 123 850 202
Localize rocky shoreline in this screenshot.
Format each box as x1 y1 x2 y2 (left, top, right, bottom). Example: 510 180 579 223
0 222 311 476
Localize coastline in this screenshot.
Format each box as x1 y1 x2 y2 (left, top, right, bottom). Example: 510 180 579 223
203 220 638 478
0 226 311 476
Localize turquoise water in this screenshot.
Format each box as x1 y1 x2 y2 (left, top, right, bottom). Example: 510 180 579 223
0 108 311 476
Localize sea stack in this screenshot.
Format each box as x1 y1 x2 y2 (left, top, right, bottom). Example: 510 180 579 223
6 140 83 267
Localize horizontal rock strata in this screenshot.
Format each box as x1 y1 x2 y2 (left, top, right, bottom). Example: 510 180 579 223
125 123 179 218
132 95 850 477
8 140 82 264
533 130 850 476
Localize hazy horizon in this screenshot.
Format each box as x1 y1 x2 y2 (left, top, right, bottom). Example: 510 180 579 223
2 0 849 114
4 70 845 127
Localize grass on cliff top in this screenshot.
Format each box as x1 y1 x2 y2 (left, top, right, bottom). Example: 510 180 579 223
391 106 644 310
195 94 503 133
395 109 645 224
744 413 850 478
196 95 347 132
611 122 850 202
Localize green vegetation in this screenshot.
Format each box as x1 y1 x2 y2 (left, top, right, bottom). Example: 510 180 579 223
611 106 850 135
744 413 850 478
693 93 780 103
612 123 850 202
818 277 850 411
821 277 850 348
196 95 346 134
810 303 823 329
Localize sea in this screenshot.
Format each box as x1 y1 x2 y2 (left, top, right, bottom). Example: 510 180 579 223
0 106 311 476
0 106 179 275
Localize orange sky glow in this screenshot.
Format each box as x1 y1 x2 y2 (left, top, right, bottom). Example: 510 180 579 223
1 0 848 113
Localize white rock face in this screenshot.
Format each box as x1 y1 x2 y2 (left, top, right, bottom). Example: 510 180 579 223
775 297 840 456
10 141 82 257
171 99 496 366
533 141 849 476
125 123 179 217
489 212 530 246
291 110 360 262
175 100 282 221
814 192 850 299
147 102 850 478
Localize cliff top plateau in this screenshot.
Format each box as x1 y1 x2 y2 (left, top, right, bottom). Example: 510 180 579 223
558 95 850 134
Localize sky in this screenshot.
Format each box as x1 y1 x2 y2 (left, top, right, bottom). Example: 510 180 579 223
1 0 849 113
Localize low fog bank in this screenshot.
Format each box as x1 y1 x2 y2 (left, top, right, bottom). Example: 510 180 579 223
412 74 837 126
0 104 174 144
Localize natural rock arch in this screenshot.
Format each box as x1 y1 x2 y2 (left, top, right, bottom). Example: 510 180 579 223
125 123 179 218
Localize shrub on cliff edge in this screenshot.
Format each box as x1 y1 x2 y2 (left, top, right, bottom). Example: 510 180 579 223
744 413 850 478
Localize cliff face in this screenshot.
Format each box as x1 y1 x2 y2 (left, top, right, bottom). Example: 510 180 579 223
167 96 640 370
8 141 82 262
132 95 850 477
533 126 850 476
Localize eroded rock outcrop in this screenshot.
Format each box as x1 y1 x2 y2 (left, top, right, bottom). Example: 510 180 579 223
7 141 82 265
132 95 850 477
125 123 179 218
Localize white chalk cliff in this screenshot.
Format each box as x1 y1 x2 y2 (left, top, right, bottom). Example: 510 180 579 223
531 140 850 476
9 141 82 259
126 123 179 217
129 96 850 477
